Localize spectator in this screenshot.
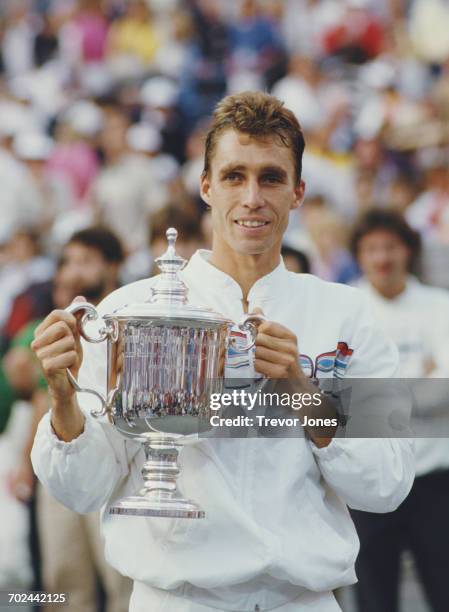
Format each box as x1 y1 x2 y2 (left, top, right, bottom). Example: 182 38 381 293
406 153 449 243
7 227 131 612
90 105 167 280
350 209 449 612
33 11 59 67
107 0 159 78
228 0 284 91
322 0 386 64
0 230 54 331
1 0 34 78
305 208 359 283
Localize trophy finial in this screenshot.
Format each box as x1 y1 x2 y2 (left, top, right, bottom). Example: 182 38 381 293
150 226 188 304
166 227 178 246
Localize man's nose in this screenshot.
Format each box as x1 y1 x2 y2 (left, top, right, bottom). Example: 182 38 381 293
242 179 264 208
371 249 391 265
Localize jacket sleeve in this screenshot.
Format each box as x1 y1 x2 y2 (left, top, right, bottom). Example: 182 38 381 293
30 319 133 514
310 291 415 513
31 410 125 514
309 437 414 512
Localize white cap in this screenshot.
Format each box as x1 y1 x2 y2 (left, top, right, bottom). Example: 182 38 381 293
149 154 179 182
140 77 179 108
359 60 396 90
63 100 104 136
127 122 162 153
13 132 54 161
8 68 66 116
272 79 323 132
0 102 35 138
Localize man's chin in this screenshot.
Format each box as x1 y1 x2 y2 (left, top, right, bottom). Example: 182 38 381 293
232 238 274 256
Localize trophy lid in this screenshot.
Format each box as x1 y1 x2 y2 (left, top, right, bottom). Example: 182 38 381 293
105 227 231 325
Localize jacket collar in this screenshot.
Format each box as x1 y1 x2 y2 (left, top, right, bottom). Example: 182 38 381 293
180 250 290 304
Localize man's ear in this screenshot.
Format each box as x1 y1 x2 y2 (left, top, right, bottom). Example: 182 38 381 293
200 172 211 207
291 180 305 211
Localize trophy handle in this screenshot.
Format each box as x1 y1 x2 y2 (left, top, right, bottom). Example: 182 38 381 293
65 301 113 418
235 313 266 352
233 314 268 389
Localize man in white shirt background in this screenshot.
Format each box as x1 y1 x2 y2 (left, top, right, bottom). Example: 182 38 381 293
30 91 414 611
350 209 449 612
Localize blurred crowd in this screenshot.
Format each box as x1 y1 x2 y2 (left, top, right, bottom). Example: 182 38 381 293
1 0 449 610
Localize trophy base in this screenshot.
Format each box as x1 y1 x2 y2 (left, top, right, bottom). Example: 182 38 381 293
109 494 205 518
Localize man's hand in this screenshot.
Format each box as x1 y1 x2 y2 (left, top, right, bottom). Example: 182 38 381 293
253 309 304 380
252 309 336 448
31 296 85 401
30 296 86 441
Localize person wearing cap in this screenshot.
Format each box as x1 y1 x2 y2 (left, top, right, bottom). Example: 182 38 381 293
90 106 169 282
0 104 47 241
12 131 74 242
30 91 414 612
46 102 102 208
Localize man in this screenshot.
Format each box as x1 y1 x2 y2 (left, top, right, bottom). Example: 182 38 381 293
350 209 449 612
10 228 132 612
31 92 414 611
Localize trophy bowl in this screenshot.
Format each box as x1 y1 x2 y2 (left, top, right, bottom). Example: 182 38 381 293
65 228 263 518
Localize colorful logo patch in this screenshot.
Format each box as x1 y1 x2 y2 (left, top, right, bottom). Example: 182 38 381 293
302 342 354 379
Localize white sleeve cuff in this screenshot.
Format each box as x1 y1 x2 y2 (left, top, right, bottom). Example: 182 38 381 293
307 436 345 461
45 410 92 454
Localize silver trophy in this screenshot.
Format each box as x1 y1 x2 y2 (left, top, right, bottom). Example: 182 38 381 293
65 228 263 518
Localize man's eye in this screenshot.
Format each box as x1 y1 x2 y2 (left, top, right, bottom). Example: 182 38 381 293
225 172 242 182
261 174 282 183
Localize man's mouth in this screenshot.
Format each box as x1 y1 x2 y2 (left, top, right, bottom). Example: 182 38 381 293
235 219 270 228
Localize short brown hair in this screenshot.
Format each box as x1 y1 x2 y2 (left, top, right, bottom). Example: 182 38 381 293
202 91 305 184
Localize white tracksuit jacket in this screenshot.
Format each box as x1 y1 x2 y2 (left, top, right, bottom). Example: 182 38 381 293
32 251 414 611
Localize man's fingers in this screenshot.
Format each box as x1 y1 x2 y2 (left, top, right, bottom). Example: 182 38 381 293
256 332 297 355
34 310 78 338
32 320 76 350
253 359 286 378
42 352 79 375
33 297 86 338
258 320 297 340
255 345 296 367
35 336 77 361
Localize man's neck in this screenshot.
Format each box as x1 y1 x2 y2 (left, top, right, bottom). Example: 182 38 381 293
372 278 407 300
209 248 280 303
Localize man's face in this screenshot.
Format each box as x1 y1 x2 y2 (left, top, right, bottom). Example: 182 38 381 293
200 129 304 260
59 242 117 304
357 230 410 293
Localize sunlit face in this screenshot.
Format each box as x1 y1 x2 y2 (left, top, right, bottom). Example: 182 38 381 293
357 230 410 293
200 130 304 260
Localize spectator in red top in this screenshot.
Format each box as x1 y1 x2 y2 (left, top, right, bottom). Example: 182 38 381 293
322 0 385 64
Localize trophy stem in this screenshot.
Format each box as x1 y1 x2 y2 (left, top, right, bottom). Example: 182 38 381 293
109 435 205 518
141 437 181 495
